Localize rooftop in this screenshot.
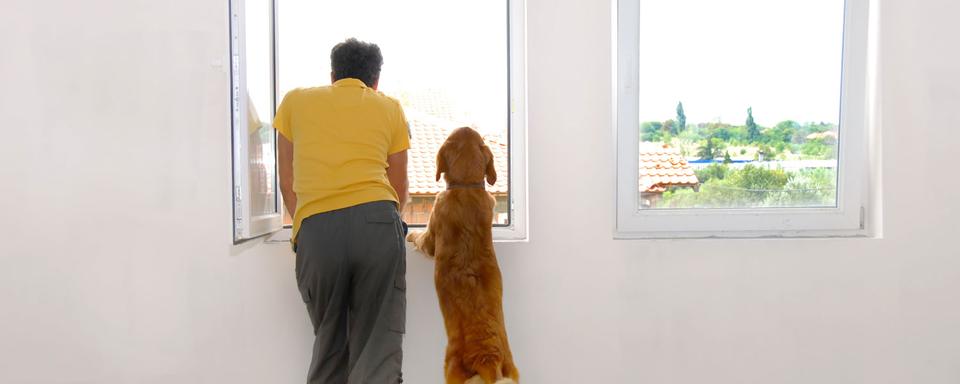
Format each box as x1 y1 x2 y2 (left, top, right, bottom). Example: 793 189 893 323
402 111 509 195
639 142 699 193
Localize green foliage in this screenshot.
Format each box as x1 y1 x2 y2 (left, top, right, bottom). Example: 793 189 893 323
793 122 836 144
764 168 837 207
663 119 677 136
698 122 749 144
695 163 730 184
731 164 790 191
678 127 702 143
800 138 833 158
764 121 797 145
746 107 761 141
696 137 726 160
663 165 834 208
641 121 664 142
754 144 775 160
676 102 687 134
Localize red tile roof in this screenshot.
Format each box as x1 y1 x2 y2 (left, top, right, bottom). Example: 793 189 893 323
404 112 509 195
639 142 699 193
383 88 509 195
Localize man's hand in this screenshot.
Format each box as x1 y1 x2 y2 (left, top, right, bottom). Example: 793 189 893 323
386 150 409 213
278 134 296 216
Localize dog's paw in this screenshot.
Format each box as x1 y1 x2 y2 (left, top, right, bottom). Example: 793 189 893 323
493 379 517 384
405 230 420 243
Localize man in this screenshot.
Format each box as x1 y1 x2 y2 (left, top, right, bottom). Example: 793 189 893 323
274 38 409 384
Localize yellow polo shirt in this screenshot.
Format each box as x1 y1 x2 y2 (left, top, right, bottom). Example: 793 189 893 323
273 78 410 243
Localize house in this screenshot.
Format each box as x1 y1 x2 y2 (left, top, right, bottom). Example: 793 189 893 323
402 112 510 225
639 142 699 208
387 88 511 225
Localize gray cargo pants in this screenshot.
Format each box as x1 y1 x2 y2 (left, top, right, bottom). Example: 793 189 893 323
295 201 406 384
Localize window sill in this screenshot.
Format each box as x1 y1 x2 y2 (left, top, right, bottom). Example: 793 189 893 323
265 225 529 244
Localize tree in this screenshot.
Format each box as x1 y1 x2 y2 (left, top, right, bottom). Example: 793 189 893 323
697 138 716 160
696 137 726 161
661 165 792 208
675 102 687 134
746 107 761 142
640 121 663 141
695 163 730 183
662 119 676 137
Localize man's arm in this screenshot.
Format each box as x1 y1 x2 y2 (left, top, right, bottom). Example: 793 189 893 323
278 134 296 217
387 150 409 213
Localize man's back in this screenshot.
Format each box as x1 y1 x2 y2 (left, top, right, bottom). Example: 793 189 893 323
274 77 409 242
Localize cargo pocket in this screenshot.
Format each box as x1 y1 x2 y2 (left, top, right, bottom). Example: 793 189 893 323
365 210 402 243
365 207 406 334
389 236 407 334
388 278 406 334
300 286 321 333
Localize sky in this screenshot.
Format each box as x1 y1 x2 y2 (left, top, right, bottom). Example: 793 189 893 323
242 0 274 126
637 0 846 127
275 0 509 134
245 0 846 130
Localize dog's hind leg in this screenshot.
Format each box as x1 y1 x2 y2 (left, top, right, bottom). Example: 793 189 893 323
472 354 509 384
501 360 519 383
445 350 475 384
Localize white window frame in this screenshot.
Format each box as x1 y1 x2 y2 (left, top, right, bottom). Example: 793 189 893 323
231 0 283 243
263 0 528 243
613 0 872 239
492 0 529 242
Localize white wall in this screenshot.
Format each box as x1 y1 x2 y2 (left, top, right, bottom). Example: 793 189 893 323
1 0 958 383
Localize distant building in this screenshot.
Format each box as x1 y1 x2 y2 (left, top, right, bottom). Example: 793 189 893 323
639 142 699 208
392 89 510 225
403 113 510 224
805 131 839 142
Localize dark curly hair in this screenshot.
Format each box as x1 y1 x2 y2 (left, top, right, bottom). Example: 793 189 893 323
330 38 383 87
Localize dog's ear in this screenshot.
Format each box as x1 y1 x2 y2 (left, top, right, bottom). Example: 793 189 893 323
435 143 448 182
483 145 497 185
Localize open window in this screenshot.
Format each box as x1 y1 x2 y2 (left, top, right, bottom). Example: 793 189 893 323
233 0 528 242
230 0 282 242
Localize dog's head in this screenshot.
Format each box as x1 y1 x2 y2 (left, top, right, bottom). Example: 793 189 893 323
435 127 497 186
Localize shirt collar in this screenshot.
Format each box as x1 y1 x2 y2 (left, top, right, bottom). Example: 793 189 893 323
333 78 368 88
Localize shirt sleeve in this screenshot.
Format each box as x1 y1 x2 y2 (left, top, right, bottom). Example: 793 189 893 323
388 103 411 155
273 90 296 140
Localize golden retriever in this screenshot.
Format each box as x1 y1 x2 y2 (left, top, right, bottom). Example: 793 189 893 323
406 127 519 384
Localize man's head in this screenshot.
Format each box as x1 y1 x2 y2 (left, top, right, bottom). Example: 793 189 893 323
330 38 383 89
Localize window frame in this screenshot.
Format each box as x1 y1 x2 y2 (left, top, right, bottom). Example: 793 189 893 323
267 0 529 243
492 0 529 241
231 0 283 243
613 0 873 239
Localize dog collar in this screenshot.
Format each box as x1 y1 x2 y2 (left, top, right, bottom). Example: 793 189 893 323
446 182 486 190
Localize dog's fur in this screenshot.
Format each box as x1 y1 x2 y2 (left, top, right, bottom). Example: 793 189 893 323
407 127 519 384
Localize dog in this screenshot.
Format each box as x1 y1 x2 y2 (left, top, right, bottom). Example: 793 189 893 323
406 127 519 384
